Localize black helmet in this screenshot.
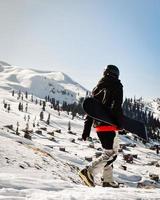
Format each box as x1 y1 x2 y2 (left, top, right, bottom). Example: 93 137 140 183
103 65 120 78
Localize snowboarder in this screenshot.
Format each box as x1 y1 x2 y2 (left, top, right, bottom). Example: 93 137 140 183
79 65 123 188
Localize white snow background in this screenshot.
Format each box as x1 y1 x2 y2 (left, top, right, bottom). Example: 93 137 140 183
0 63 159 200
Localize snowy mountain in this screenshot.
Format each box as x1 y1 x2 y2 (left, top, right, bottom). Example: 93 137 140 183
0 62 160 199
0 60 11 66
135 97 160 119
0 62 88 104
150 98 160 119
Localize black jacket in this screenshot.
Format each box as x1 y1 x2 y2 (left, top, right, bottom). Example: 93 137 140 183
82 75 123 140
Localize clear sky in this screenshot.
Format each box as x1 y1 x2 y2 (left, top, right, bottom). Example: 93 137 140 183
0 0 160 99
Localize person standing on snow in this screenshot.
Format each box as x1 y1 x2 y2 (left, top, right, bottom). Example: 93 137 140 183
79 65 123 188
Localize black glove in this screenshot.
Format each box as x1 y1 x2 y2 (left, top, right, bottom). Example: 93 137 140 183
118 129 127 135
114 115 123 129
82 133 87 141
81 115 92 141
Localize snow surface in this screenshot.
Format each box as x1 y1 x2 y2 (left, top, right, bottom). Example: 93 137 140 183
0 63 160 199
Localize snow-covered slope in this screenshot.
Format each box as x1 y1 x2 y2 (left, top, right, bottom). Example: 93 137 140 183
0 86 160 199
130 97 160 120
0 62 160 199
0 62 87 104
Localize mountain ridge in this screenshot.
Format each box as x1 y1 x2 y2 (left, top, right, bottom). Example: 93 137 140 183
0 62 88 104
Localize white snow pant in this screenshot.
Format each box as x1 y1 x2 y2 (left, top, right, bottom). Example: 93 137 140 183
88 132 119 183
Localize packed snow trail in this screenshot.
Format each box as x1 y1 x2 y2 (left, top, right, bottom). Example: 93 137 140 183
0 173 160 200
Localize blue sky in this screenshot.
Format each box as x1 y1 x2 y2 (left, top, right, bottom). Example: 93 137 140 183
0 0 160 99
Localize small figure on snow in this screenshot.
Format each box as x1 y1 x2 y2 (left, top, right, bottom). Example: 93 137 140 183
79 65 123 188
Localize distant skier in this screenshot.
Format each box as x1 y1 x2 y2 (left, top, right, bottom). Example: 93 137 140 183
79 65 123 188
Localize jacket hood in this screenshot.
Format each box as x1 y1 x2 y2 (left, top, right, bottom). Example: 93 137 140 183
102 75 123 89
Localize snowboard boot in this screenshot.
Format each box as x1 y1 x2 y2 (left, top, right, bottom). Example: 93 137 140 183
103 181 119 188
79 168 95 187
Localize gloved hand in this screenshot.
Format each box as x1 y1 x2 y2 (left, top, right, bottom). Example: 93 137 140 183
82 133 87 141
114 115 123 129
118 129 127 135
